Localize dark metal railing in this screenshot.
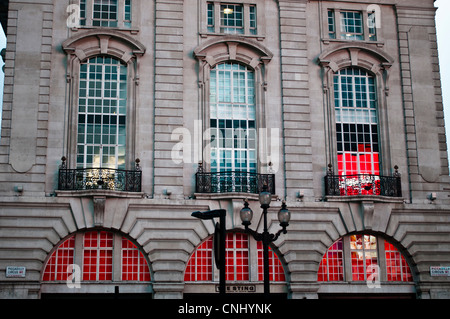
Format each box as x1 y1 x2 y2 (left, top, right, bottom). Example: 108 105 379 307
324 165 402 198
58 157 142 192
196 170 275 195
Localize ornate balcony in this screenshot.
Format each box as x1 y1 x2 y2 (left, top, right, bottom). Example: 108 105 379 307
58 157 142 193
324 165 402 198
196 169 275 195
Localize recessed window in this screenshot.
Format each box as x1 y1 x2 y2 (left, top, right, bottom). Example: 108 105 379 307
210 63 257 180
79 0 132 28
318 235 413 283
327 9 378 42
184 233 286 282
334 68 380 178
221 4 244 34
77 56 127 169
207 2 258 36
42 231 151 282
340 11 364 41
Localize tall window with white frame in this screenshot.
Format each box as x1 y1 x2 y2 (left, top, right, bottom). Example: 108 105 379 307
334 68 380 194
209 62 257 191
77 56 127 170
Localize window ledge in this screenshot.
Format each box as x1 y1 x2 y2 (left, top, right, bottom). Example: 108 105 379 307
71 26 140 35
322 38 385 48
55 190 144 199
194 192 278 201
324 195 405 204
199 32 265 41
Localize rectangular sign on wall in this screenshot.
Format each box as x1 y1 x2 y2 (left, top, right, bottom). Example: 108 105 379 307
430 266 450 277
6 266 26 278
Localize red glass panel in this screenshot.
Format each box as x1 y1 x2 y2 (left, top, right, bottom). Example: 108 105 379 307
318 239 344 282
121 237 151 282
257 241 286 282
82 231 113 281
384 242 413 282
42 236 75 281
226 233 249 281
184 237 213 281
185 233 286 283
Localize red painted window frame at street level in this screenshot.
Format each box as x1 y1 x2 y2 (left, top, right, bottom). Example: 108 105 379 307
317 239 344 282
257 241 286 281
83 231 114 281
384 241 413 282
184 233 286 282
42 231 151 282
121 237 151 281
42 236 76 281
318 235 413 283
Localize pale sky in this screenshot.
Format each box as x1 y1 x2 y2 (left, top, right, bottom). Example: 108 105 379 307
0 2 449 163
435 0 450 164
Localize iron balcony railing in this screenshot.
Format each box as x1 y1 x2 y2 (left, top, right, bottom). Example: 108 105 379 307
196 171 275 195
325 167 402 198
58 158 142 192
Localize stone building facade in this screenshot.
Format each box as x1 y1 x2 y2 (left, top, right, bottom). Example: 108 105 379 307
0 0 450 299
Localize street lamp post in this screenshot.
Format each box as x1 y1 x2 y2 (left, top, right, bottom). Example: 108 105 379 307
240 185 290 298
191 209 227 295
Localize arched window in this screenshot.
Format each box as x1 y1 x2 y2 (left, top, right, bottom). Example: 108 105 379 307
62 31 145 172
318 235 413 283
42 230 151 282
193 37 275 195
77 56 127 169
184 232 285 282
210 62 257 176
334 67 380 178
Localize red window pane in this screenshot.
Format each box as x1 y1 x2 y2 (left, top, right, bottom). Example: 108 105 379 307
257 241 286 282
185 233 286 283
318 239 344 282
385 242 413 282
83 231 113 281
121 237 151 282
225 233 249 281
42 236 75 281
184 237 213 281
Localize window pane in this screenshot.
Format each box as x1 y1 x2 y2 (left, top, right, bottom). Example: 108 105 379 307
340 11 364 40
327 10 336 39
220 4 244 34
77 57 127 169
318 239 344 282
210 63 256 174
350 235 377 281
42 236 75 281
82 231 113 281
121 238 151 281
385 242 413 282
334 68 380 180
93 0 118 27
207 2 215 32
